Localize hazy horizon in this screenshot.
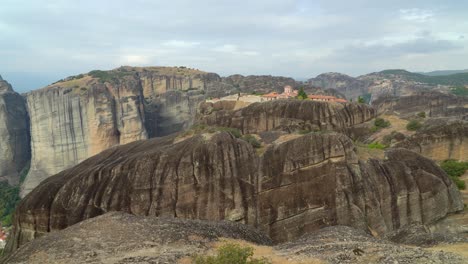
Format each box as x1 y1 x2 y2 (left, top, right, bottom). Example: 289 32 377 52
1 0 468 91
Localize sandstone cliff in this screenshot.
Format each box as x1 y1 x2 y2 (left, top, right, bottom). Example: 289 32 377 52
0 76 30 185
372 91 468 118
6 122 462 253
394 118 468 161
308 72 370 100
22 67 235 196
197 100 375 137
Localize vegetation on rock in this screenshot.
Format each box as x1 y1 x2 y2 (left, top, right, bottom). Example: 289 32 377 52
242 134 261 148
450 86 468 97
406 120 423 131
440 160 468 190
371 117 391 132
367 142 387 150
297 87 308 100
380 69 468 86
0 182 20 226
417 112 426 118
192 243 271 264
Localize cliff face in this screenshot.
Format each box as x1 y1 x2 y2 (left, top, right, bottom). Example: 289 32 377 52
0 76 30 185
6 127 462 252
22 67 234 196
395 118 468 161
372 92 468 118
197 100 375 137
308 72 370 100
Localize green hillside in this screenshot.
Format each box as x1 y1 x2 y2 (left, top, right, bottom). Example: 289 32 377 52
379 69 468 87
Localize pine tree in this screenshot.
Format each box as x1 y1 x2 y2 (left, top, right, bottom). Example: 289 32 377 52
297 87 307 100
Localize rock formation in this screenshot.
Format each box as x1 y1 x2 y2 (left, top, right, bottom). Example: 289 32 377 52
308 72 370 100
372 91 468 118
197 100 375 137
2 212 272 264
307 70 466 102
21 67 235 196
394 118 468 161
0 76 30 185
4 214 466 264
5 101 462 253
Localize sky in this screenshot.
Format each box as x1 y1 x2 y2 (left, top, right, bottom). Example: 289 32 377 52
1 0 467 92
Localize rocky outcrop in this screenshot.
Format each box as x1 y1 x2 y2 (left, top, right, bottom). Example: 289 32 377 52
197 100 375 137
0 76 30 185
222 74 297 94
6 127 463 252
2 212 272 264
372 92 468 118
22 67 235 196
308 72 370 100
395 118 468 161
4 215 466 264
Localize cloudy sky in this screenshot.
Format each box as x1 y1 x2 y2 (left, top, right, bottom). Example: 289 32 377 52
1 0 467 91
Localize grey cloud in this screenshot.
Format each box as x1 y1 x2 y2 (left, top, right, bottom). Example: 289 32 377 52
0 0 468 90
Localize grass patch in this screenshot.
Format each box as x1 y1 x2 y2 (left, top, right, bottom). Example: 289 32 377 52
88 70 134 83
192 243 271 264
367 142 387 150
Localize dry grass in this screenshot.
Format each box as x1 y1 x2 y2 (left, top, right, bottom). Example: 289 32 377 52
179 238 325 264
428 243 468 258
369 114 415 143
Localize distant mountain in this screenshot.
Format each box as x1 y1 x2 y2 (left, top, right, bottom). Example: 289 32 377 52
378 69 468 87
418 69 468 76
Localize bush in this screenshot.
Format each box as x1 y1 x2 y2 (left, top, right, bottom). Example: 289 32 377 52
243 135 261 148
441 160 468 178
440 160 468 190
297 87 307 100
0 181 21 226
192 243 271 264
218 127 242 138
374 118 391 129
406 120 422 131
417 112 426 118
367 142 387 150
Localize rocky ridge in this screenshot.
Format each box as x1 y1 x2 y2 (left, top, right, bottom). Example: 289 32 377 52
0 76 30 185
394 118 468 161
5 100 463 255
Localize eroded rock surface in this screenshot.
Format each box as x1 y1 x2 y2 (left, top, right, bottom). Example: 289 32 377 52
372 91 468 119
22 67 235 196
395 118 468 161
6 128 463 253
0 76 30 185
197 100 375 137
2 211 272 264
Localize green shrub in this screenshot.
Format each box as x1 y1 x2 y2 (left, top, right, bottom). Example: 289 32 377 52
417 112 426 118
243 135 261 148
297 87 308 100
192 243 271 264
374 118 391 129
440 160 468 190
298 129 311 135
440 160 468 178
218 127 242 138
406 120 422 131
367 142 387 150
0 181 20 226
357 96 365 104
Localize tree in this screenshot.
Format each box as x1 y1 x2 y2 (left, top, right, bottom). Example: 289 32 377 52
357 96 365 104
297 87 308 100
